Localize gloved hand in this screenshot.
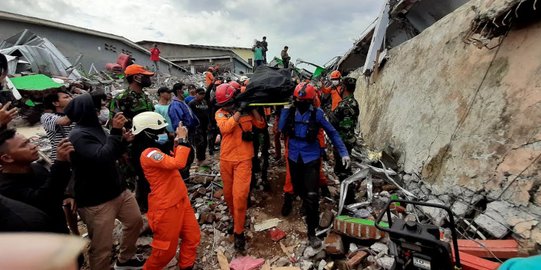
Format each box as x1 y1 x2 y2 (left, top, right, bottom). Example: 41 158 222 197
238 101 249 113
342 156 351 169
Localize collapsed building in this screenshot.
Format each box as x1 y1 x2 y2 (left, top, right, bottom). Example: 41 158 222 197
0 11 188 76
340 0 541 246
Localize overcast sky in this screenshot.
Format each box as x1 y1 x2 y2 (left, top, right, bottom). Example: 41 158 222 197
1 0 380 67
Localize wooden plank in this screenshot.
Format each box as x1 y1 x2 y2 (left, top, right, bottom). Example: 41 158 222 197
454 251 501 270
457 239 519 259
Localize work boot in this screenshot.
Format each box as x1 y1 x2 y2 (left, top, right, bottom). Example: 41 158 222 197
234 233 246 252
308 235 322 249
281 193 293 217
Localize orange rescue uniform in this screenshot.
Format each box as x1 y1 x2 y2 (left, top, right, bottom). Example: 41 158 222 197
141 145 200 270
321 85 342 111
205 72 215 88
216 109 265 234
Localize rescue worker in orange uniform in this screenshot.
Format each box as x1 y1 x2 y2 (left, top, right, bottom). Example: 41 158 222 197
215 83 265 252
321 70 343 112
132 112 200 270
205 66 216 88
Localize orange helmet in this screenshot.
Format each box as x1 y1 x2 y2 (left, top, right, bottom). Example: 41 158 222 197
293 82 316 100
229 81 241 90
330 70 341 80
215 83 236 105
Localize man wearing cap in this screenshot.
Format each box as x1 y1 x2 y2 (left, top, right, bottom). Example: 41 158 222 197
110 64 155 127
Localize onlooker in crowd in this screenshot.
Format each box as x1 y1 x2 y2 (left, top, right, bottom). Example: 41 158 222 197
0 129 73 234
132 112 200 270
169 83 198 179
184 84 197 104
66 93 144 270
261 36 268 64
0 102 18 131
154 87 174 134
150 43 160 71
189 87 211 166
0 194 52 232
279 82 350 248
281 46 291 69
41 90 74 160
215 83 265 252
253 42 264 69
0 53 8 91
110 64 155 127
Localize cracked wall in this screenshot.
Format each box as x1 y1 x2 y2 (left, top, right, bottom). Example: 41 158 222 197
354 1 541 211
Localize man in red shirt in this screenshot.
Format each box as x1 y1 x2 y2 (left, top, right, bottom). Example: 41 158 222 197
150 43 160 71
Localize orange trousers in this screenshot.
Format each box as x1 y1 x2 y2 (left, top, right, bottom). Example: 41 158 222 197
220 159 252 234
283 141 327 194
144 199 201 270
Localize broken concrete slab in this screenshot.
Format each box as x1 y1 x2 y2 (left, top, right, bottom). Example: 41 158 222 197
254 218 281 232
420 199 448 226
474 211 509 238
376 256 395 270
370 242 389 255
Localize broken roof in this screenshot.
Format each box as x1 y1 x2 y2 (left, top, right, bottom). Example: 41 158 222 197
0 29 82 80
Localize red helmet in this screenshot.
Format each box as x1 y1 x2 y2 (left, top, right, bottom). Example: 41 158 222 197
229 81 241 90
293 82 316 100
215 83 236 105
330 70 341 80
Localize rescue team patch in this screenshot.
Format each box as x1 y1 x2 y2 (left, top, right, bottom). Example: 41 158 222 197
152 152 164 161
146 150 164 162
218 113 224 118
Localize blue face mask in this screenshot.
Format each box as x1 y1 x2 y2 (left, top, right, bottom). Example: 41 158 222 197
155 133 169 145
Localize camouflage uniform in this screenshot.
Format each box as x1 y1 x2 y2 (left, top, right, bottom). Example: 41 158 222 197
330 94 359 180
109 88 154 212
109 89 154 126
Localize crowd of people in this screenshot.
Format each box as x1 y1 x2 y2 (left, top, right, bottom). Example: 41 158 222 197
0 57 360 269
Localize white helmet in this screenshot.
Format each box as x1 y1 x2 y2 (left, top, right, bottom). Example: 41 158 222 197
239 75 249 83
132 111 168 135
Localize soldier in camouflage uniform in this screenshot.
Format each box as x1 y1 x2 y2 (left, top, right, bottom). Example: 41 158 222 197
110 64 155 128
329 77 359 181
110 64 156 213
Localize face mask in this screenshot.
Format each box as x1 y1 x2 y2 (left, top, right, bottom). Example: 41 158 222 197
155 133 169 145
98 108 109 124
137 75 152 87
294 101 311 112
332 80 339 86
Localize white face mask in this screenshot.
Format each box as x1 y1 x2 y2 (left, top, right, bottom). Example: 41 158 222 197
332 80 340 86
98 108 110 124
